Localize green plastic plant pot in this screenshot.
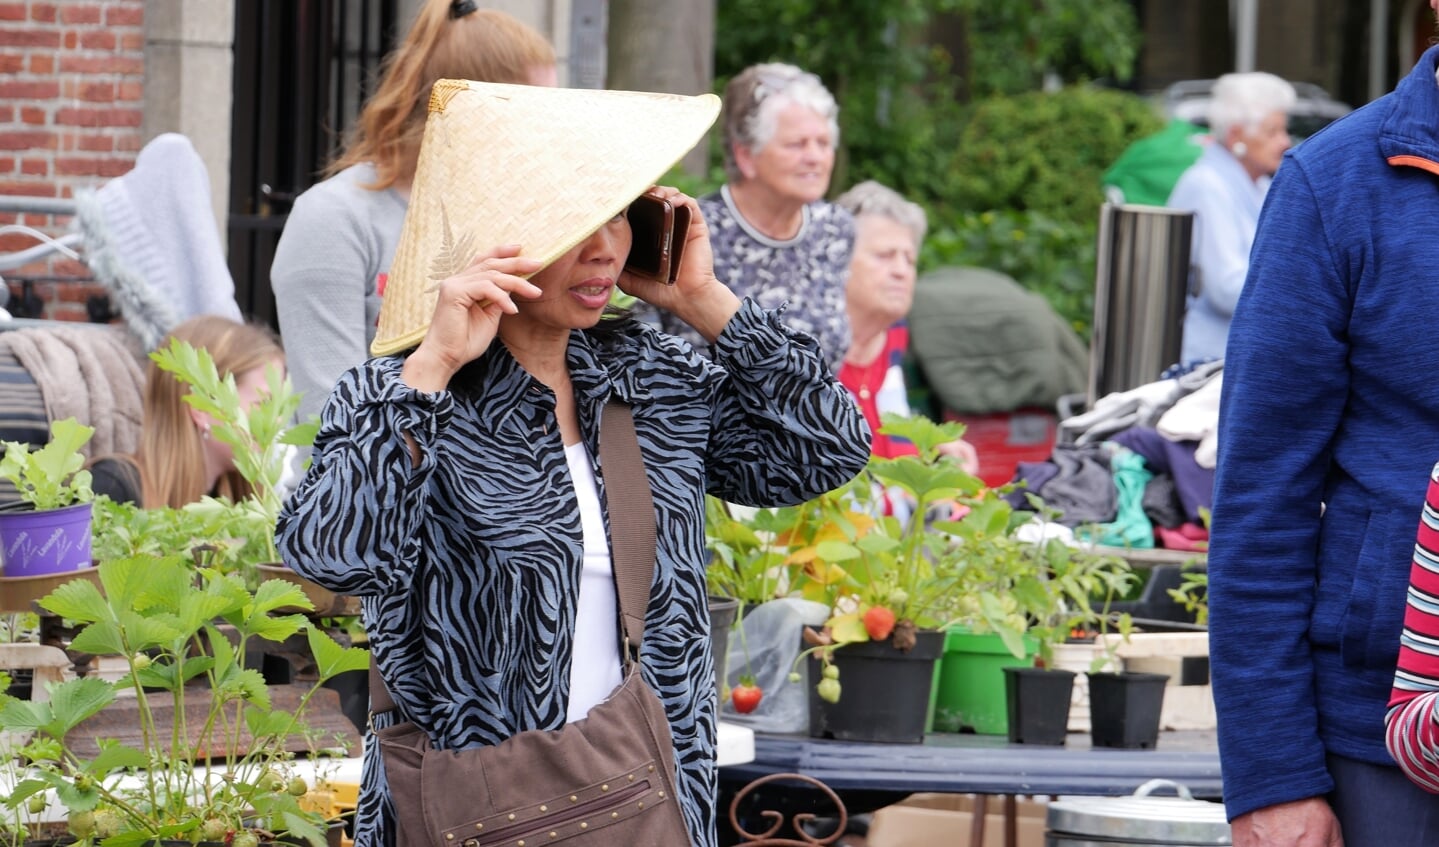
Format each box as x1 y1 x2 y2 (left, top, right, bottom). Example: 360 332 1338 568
930 627 1038 735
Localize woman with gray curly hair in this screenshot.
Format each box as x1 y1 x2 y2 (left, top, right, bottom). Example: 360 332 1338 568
835 180 976 476
1167 71 1295 364
642 63 854 373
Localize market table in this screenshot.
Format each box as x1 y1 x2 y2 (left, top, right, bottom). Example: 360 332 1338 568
717 729 1221 846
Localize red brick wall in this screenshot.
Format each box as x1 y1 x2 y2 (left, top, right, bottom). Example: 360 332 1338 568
0 0 146 321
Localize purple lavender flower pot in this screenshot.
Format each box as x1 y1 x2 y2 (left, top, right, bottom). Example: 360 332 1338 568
0 501 93 577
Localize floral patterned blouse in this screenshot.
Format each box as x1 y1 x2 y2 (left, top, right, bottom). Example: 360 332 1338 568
641 186 854 374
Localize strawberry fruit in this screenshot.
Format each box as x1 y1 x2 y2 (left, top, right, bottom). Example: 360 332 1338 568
863 605 897 641
731 675 763 714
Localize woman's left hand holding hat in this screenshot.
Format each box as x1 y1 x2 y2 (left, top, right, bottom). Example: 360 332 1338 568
619 187 741 344
401 246 544 393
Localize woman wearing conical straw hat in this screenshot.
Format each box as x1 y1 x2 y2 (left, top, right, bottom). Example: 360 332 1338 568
272 0 558 430
277 80 871 847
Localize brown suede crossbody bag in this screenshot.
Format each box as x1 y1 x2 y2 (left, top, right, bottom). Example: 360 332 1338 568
370 402 691 847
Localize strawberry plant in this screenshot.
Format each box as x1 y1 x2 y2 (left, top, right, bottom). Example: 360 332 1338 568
710 411 1138 703
0 554 370 847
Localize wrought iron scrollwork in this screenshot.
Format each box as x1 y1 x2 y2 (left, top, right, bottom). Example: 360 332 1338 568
728 773 848 846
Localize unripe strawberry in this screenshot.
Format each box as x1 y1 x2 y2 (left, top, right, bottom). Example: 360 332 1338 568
817 677 842 704
199 817 229 841
93 809 123 838
286 777 308 796
232 830 260 847
26 795 46 814
68 811 95 838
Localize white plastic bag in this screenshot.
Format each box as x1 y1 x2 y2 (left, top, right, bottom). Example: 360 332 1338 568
719 598 830 733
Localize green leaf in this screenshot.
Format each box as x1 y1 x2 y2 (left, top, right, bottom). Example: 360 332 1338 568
237 666 273 708
277 812 328 847
38 575 111 624
308 627 371 682
38 676 115 736
86 743 149 776
100 556 175 618
115 610 185 652
177 655 216 684
855 533 901 555
245 707 298 739
2 694 53 732
2 778 51 808
814 540 862 563
67 621 127 657
54 779 101 812
251 579 314 618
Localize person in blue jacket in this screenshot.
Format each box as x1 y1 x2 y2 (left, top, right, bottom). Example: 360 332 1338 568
1207 17 1439 846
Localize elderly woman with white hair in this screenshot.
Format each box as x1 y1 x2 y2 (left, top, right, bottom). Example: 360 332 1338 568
1167 71 1296 364
642 62 854 372
835 180 977 474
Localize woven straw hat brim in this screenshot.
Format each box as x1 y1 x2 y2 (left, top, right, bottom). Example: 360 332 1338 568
371 80 722 357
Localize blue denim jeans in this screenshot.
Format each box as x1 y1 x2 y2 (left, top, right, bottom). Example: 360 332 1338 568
1327 753 1439 846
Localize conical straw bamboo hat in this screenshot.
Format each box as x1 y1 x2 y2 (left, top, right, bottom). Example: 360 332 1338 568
371 79 722 357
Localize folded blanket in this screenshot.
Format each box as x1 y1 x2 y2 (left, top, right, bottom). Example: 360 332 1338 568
0 324 145 459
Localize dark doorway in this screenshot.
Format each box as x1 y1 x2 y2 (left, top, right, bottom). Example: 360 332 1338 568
227 0 401 332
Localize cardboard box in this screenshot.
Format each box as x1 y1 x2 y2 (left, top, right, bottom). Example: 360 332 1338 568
867 793 1048 847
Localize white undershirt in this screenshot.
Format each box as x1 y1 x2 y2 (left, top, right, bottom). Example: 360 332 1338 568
564 442 624 723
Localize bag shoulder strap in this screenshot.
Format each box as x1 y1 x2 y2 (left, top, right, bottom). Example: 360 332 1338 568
370 398 656 715
597 401 658 656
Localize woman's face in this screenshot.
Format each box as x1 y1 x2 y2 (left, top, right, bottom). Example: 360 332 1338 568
846 215 918 326
1235 109 1291 179
512 214 633 332
740 102 835 205
527 63 558 87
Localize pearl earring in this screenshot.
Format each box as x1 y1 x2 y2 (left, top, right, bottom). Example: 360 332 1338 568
1231 141 1248 158
200 424 211 440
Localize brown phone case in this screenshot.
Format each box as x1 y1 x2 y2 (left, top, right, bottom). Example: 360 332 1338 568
625 193 688 284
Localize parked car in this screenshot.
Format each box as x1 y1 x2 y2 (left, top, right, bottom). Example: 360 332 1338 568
1161 78 1352 141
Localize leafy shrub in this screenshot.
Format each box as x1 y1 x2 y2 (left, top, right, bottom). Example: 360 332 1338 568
945 85 1164 227
922 209 1097 338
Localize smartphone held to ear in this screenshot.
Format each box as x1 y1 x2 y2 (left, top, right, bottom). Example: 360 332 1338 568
624 193 690 284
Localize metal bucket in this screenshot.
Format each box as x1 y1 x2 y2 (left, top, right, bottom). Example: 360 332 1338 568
1046 779 1230 846
1088 203 1194 405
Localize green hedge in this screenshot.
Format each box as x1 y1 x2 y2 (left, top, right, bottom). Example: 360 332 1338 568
944 86 1164 227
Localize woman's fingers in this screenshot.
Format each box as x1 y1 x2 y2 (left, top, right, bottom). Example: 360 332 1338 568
436 270 541 315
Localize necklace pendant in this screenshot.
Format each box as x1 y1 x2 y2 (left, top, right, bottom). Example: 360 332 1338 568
859 387 871 400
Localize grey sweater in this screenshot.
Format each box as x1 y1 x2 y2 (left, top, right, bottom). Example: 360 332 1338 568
270 163 408 424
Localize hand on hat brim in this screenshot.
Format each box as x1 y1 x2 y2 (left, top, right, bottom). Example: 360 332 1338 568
617 187 741 344
402 246 544 392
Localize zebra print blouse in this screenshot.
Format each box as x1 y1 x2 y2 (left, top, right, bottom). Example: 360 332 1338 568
276 299 871 847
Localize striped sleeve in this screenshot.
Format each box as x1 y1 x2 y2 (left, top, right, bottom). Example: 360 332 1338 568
1386 461 1439 793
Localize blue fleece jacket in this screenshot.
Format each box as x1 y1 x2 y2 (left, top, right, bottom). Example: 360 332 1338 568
1209 46 1439 821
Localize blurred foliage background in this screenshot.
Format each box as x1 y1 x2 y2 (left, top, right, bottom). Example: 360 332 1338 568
675 0 1160 338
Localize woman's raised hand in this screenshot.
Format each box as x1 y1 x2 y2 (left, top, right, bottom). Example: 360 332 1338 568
619 187 740 344
402 246 542 392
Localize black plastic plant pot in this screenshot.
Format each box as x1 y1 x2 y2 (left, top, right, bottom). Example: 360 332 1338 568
1086 671 1169 749
806 630 945 744
708 595 740 698
1003 666 1076 745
